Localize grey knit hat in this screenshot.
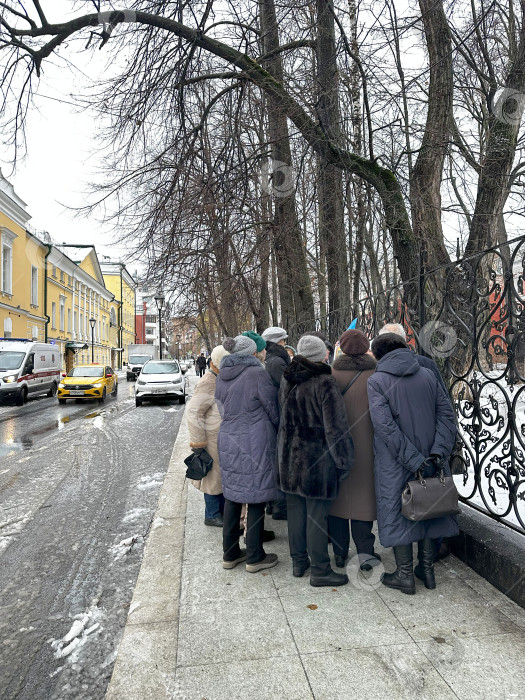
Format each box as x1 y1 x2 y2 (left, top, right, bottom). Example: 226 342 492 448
222 337 236 353
297 334 327 363
262 326 288 343
233 334 257 356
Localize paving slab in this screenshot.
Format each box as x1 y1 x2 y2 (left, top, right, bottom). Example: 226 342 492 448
302 644 460 700
177 597 297 667
174 655 314 700
418 632 525 700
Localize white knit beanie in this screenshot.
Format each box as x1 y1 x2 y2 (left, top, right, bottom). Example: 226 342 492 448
211 344 230 368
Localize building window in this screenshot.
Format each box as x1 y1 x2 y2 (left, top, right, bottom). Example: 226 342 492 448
1 239 13 294
67 308 72 333
52 265 57 278
60 269 64 283
68 275 72 286
51 302 56 329
30 265 38 306
59 296 65 332
110 308 117 326
4 317 12 338
32 325 38 341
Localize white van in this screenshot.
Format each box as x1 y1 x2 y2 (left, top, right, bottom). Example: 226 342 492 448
0 339 61 405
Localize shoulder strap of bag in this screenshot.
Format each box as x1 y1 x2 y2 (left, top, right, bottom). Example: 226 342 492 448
341 371 363 397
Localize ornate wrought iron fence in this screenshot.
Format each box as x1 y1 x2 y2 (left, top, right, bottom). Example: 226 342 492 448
289 235 525 534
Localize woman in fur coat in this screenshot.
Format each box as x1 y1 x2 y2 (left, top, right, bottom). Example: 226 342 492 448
328 330 381 571
278 335 354 587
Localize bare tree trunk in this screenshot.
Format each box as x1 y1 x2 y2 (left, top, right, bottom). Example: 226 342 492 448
466 6 525 255
259 0 315 328
410 0 453 270
316 0 350 337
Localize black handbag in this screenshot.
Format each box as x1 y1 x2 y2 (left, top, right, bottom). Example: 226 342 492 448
184 449 213 480
401 468 461 521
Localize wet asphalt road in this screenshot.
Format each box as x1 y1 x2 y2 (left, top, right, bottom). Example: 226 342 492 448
0 374 186 699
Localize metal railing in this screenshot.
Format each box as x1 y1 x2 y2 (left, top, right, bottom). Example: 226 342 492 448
290 235 525 534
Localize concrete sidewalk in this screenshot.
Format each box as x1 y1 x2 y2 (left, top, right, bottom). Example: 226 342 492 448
107 380 525 700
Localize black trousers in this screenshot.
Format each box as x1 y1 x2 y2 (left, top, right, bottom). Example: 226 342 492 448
287 493 332 576
198 367 205 377
327 516 376 558
223 499 266 565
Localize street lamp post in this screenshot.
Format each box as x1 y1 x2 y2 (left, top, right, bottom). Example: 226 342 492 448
176 333 181 360
154 294 165 359
89 317 96 363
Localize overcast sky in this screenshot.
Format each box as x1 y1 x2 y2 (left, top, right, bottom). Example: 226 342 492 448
2 1 125 262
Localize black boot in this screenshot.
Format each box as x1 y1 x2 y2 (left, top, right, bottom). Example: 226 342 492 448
381 544 415 595
414 538 436 589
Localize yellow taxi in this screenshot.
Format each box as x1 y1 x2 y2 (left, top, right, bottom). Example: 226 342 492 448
57 364 118 404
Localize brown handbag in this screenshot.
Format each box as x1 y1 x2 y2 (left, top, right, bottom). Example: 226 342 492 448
401 468 461 521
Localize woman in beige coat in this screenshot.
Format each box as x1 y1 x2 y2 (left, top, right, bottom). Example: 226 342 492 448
328 329 381 571
186 343 231 526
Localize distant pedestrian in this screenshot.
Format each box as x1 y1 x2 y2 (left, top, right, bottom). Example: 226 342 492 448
215 335 279 573
278 334 354 587
328 330 381 571
186 344 230 527
261 326 291 521
368 333 458 595
285 345 296 359
196 353 207 377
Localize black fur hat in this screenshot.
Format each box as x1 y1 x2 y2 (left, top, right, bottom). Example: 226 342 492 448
371 332 407 360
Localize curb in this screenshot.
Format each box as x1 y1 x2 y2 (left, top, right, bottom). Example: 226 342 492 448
105 415 189 699
449 504 525 609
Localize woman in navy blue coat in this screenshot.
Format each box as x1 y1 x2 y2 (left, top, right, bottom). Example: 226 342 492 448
215 335 280 573
367 333 458 594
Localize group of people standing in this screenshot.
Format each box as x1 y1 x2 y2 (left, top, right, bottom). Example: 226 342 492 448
186 322 458 594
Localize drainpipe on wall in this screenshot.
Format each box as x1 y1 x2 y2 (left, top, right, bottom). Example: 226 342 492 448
119 264 123 369
44 244 52 342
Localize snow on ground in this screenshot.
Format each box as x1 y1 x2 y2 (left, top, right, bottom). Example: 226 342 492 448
108 535 143 561
136 473 164 490
152 517 168 530
49 605 104 664
121 507 147 523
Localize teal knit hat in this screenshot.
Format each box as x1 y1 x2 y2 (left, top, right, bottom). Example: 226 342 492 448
242 330 266 353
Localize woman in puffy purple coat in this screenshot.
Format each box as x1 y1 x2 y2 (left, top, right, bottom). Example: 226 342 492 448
368 333 458 595
215 335 279 573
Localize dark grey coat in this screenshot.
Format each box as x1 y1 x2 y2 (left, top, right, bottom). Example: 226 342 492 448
367 348 459 547
215 355 279 504
278 357 354 500
265 341 291 388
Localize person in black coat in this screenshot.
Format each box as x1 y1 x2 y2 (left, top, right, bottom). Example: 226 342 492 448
278 335 354 587
368 334 458 595
262 326 291 521
196 353 207 377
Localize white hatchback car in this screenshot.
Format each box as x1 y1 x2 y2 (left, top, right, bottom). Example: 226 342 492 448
135 359 187 407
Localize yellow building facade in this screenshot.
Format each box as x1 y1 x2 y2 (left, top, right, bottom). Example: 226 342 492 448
101 261 137 366
0 173 48 342
47 245 116 371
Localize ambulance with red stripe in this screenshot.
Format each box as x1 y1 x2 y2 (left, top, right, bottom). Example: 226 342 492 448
0 339 60 405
